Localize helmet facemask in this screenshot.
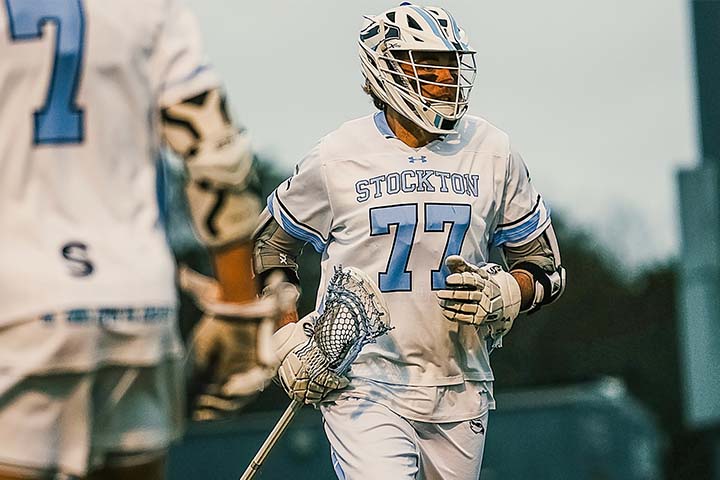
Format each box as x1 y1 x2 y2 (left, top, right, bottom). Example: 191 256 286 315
382 49 476 133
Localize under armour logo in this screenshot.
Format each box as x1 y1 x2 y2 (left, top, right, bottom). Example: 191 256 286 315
408 155 427 163
279 253 288 265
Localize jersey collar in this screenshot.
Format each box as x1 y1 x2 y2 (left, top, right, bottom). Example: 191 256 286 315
373 111 396 139
372 111 454 150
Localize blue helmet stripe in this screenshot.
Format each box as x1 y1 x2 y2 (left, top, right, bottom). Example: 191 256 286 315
445 10 469 50
408 6 454 50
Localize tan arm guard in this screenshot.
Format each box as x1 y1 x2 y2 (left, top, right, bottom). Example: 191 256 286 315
163 89 261 248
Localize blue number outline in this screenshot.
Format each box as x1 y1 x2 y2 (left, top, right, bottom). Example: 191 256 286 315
425 203 472 290
4 0 86 145
369 203 418 292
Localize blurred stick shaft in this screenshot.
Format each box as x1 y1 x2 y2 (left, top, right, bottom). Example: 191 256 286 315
239 399 303 480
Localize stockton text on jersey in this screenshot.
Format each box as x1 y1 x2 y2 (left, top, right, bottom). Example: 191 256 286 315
355 169 480 203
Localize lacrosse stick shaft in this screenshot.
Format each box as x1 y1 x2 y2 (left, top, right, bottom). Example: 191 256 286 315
239 399 303 480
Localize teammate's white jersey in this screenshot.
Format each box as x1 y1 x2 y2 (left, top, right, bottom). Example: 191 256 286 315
269 112 551 387
0 0 219 365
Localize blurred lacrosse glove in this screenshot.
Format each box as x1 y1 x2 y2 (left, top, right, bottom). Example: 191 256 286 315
261 270 300 328
272 317 349 405
436 255 521 339
180 266 298 420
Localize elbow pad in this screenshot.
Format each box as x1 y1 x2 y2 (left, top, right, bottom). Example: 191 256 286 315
163 89 261 248
253 211 304 287
505 223 566 313
512 261 566 313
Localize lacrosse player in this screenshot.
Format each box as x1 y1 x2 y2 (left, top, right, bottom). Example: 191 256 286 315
255 3 566 479
0 1 272 478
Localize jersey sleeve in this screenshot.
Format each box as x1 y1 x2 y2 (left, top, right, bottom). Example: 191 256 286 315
492 150 552 248
266 142 333 253
151 0 221 107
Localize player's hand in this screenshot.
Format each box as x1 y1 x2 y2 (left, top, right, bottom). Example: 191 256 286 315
180 267 297 420
272 320 349 405
436 256 521 337
278 343 350 405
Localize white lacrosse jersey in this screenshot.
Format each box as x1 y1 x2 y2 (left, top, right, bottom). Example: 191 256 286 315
269 112 551 389
0 0 219 367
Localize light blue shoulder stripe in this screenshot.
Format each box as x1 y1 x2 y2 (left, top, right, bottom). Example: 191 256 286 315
267 192 326 253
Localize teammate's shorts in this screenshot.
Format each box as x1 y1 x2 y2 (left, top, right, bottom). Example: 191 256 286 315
0 358 185 478
321 397 488 480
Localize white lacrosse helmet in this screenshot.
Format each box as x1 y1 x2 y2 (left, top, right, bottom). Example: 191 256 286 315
359 3 477 134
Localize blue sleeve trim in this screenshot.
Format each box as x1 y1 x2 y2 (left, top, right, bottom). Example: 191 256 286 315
267 191 327 253
492 210 542 247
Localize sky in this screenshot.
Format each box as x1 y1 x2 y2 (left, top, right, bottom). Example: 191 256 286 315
186 0 699 269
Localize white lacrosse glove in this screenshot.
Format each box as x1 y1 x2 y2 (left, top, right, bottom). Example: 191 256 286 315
180 266 298 420
271 266 390 406
271 317 350 405
436 255 521 338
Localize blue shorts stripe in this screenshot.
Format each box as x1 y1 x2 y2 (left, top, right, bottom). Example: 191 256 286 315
330 448 347 480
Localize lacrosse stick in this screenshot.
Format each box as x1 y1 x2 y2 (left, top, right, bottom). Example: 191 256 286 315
239 265 392 480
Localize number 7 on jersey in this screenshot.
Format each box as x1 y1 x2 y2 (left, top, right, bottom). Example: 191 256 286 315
4 0 86 144
370 203 471 292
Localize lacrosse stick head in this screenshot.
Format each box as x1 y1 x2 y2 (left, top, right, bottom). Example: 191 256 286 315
311 266 392 375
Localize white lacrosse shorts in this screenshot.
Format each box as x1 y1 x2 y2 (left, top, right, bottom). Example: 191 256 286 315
0 358 184 478
321 397 488 480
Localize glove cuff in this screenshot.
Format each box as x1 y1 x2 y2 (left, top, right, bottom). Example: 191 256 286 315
486 266 521 322
271 315 314 365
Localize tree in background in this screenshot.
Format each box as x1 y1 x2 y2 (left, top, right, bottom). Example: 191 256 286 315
492 218 681 429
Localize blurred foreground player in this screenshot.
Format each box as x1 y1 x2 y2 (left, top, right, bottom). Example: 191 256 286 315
0 0 273 478
255 3 566 478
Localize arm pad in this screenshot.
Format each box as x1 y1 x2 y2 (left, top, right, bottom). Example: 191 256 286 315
253 211 305 287
505 224 566 313
162 89 261 248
